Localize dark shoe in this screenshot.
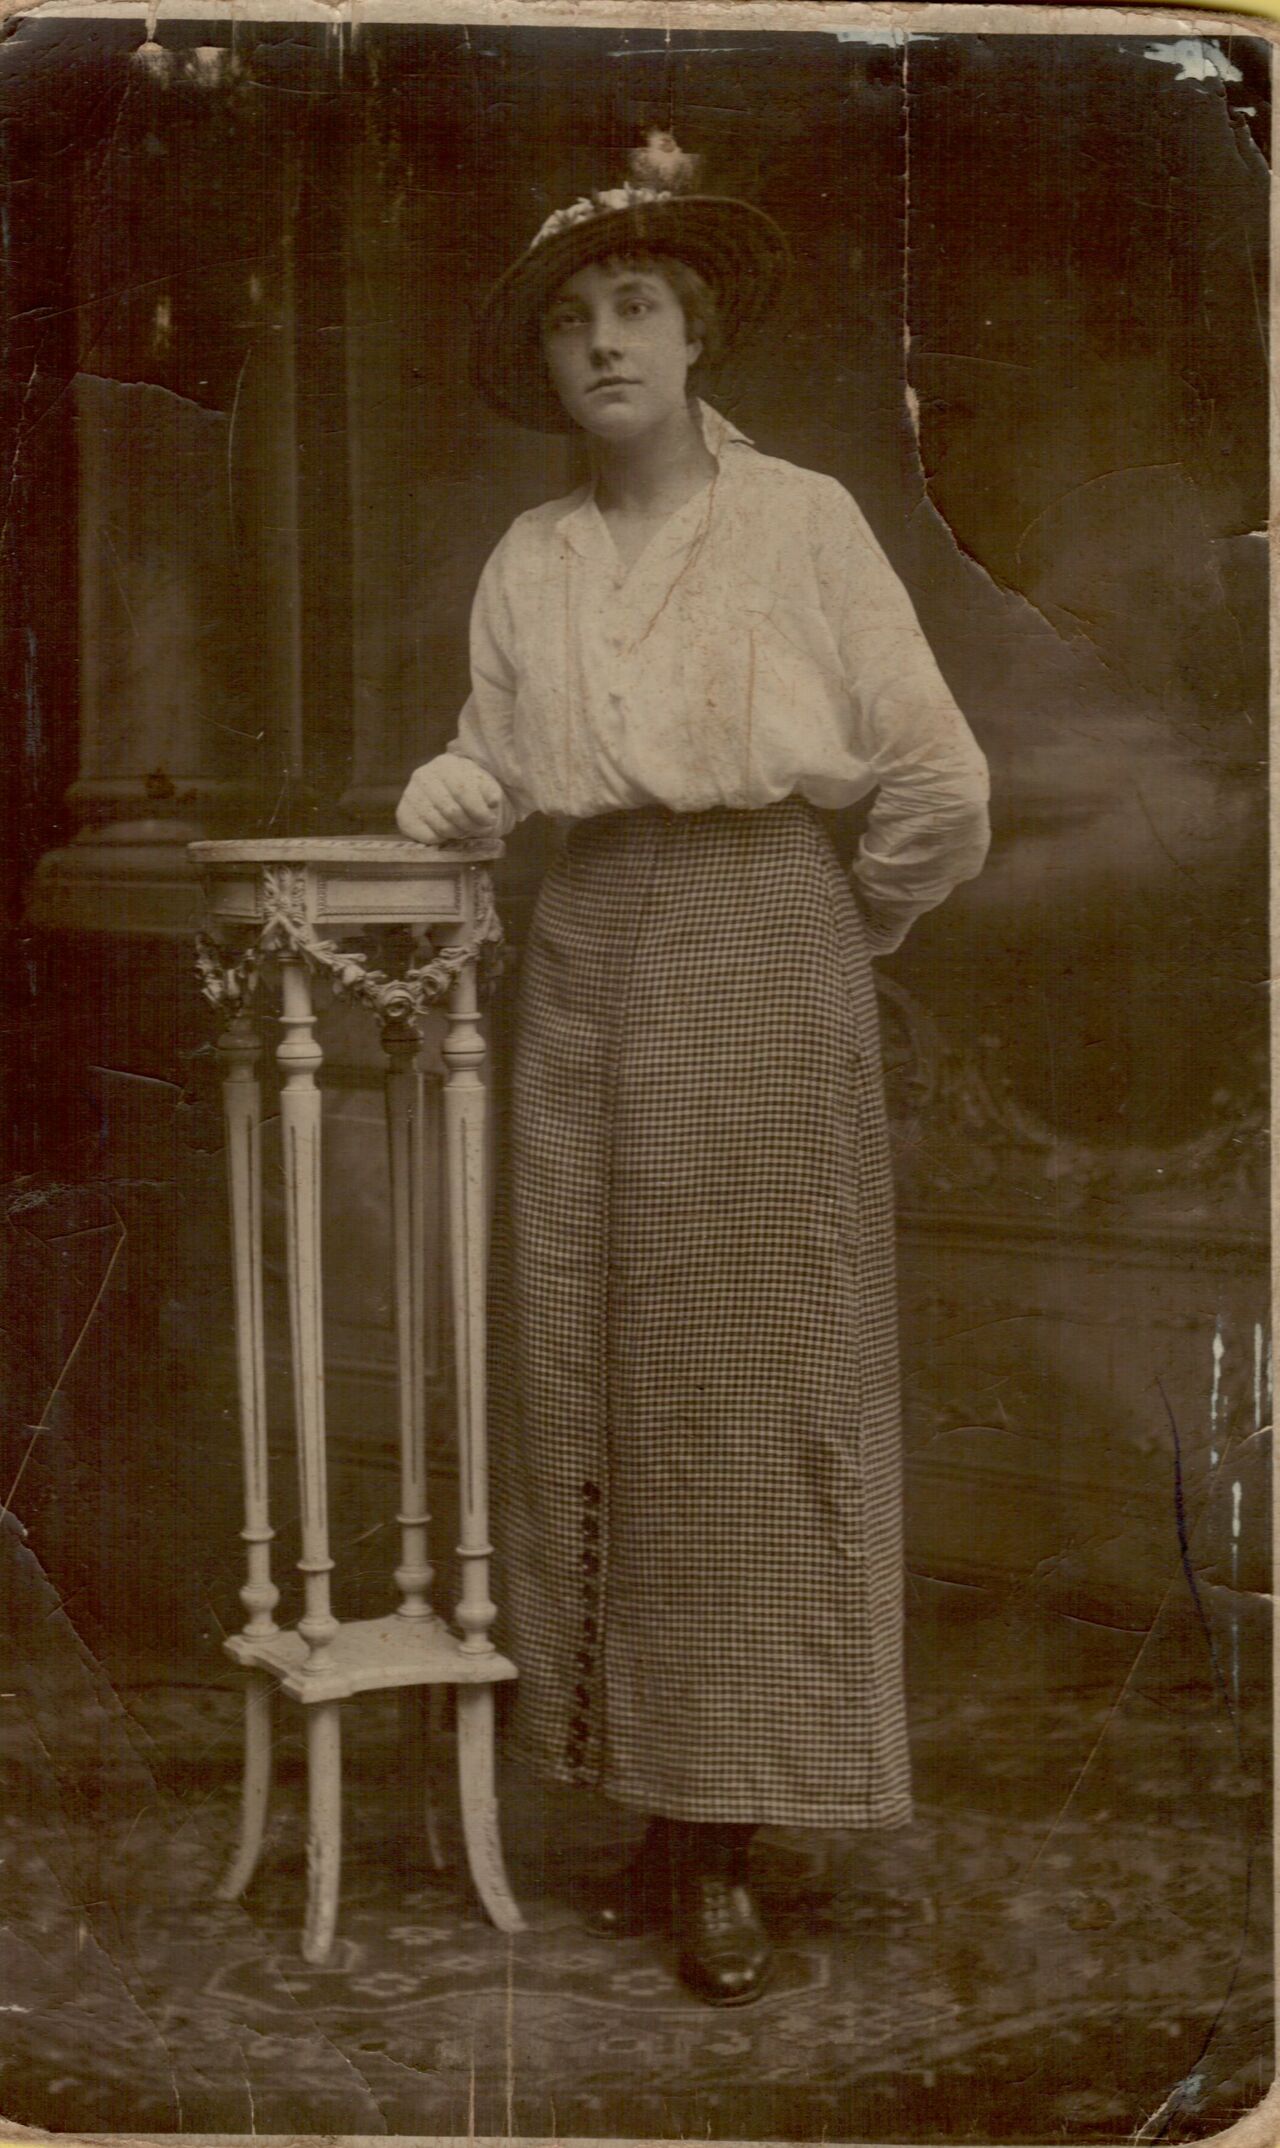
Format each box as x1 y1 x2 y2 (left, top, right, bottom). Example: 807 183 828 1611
670 1824 773 2007
584 1819 673 1937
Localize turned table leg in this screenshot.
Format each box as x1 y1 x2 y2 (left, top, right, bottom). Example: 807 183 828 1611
443 940 523 1933
278 956 343 1959
214 1006 278 1902
383 1008 445 1868
383 1009 434 1622
277 958 339 1676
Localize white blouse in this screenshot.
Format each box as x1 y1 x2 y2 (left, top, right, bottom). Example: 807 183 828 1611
446 403 990 952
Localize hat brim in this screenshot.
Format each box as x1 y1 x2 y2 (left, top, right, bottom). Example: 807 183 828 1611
469 196 790 434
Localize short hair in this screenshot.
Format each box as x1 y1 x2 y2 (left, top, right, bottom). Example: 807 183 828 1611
543 250 725 371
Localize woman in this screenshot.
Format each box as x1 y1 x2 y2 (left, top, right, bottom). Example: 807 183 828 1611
397 141 990 2007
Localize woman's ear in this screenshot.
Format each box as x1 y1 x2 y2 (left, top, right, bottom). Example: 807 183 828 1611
686 335 704 370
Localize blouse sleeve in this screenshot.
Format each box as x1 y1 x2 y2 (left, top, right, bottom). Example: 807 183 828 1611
811 480 990 953
444 533 532 836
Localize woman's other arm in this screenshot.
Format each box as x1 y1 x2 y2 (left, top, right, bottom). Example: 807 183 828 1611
813 483 990 954
396 539 529 844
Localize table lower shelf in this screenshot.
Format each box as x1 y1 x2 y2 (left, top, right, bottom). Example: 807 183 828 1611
225 1614 518 1702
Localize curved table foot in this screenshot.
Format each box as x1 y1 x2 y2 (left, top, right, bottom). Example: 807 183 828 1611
301 1701 342 1963
216 1672 273 1901
456 1686 524 1932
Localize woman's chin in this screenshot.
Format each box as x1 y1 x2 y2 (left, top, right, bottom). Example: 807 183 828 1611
567 392 698 446
572 402 655 442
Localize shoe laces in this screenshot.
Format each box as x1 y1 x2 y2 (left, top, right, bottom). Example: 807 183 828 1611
697 1872 747 1940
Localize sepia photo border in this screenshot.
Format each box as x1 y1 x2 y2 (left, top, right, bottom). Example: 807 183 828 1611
0 2 1274 2144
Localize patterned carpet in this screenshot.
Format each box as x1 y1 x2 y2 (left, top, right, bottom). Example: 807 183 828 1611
0 1523 1270 2144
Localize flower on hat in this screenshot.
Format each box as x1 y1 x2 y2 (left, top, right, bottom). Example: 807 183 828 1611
530 133 704 251
629 131 702 191
532 183 673 251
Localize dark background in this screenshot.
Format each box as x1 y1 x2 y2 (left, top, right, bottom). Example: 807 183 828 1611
3 22 1269 1138
0 20 1270 2140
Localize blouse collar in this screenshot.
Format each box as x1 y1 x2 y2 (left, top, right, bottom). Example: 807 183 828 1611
556 401 753 558
696 400 753 456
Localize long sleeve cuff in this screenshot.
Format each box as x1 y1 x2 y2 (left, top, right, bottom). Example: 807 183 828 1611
851 799 990 953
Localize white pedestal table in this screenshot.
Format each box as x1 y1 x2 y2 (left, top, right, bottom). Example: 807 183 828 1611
189 835 522 1963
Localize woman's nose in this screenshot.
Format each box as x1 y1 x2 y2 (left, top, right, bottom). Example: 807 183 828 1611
589 319 622 364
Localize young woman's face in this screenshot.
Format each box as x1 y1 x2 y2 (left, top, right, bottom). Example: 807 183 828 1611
541 260 702 442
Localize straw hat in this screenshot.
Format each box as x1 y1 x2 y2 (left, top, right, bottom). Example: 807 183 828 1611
470 135 789 433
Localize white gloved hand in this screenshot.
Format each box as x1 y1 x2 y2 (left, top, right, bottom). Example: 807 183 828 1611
396 754 506 844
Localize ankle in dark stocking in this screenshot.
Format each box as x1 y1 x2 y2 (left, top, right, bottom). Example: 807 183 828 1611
584 1819 673 1937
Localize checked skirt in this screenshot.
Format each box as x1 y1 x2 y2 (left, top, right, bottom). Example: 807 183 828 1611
488 797 911 1828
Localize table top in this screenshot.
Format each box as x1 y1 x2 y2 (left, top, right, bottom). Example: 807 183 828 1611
189 836 502 867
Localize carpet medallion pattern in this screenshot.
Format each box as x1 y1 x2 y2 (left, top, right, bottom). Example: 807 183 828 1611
0 1547 1270 2143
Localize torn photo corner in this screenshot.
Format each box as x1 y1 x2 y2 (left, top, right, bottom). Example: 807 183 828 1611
0 3 1274 2147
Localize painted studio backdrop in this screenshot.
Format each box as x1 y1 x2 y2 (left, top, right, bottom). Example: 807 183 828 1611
0 17 1271 2142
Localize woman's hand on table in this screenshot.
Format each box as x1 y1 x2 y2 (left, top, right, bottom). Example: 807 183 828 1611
396 754 506 843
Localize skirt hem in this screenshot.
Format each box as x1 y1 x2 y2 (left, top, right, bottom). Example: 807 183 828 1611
505 1741 914 1832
